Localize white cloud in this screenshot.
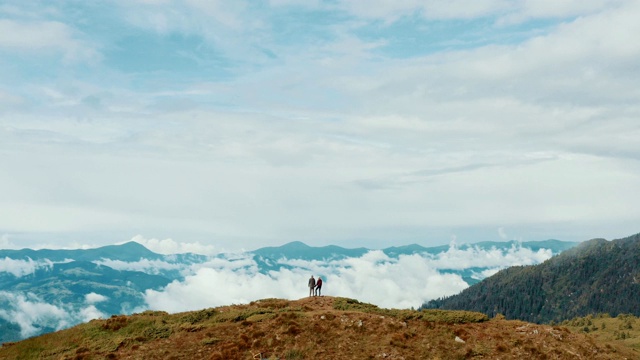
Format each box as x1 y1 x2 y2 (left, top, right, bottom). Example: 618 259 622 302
0 292 70 338
121 0 264 62
471 268 502 280
338 0 506 22
0 258 53 277
78 305 106 323
498 0 628 25
425 245 553 270
0 20 69 49
0 1 639 250
268 0 322 7
0 234 17 249
0 19 98 62
94 258 186 275
321 251 470 308
130 235 218 255
144 245 553 312
0 291 109 339
334 0 631 24
0 91 25 109
85 292 109 304
498 227 508 240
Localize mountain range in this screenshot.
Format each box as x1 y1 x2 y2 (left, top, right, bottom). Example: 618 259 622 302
0 238 577 343
250 239 576 283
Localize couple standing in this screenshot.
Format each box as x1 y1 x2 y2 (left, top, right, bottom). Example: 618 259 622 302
308 275 323 296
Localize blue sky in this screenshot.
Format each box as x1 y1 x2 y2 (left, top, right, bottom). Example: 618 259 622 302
1 0 639 252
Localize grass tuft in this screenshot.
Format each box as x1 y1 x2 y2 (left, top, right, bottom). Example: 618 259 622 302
333 297 487 324
180 308 218 324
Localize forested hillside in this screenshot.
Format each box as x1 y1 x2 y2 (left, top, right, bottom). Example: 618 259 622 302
423 233 640 323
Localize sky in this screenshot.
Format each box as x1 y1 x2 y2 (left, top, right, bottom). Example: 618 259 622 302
1 0 640 252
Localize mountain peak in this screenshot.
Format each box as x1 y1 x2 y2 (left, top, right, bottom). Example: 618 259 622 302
116 241 153 251
93 241 161 261
250 241 368 261
280 241 310 249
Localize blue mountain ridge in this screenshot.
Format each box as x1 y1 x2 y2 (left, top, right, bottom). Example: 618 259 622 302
249 239 575 260
0 241 164 262
248 239 577 285
0 239 576 264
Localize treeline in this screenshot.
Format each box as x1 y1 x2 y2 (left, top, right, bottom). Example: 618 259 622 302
422 233 640 324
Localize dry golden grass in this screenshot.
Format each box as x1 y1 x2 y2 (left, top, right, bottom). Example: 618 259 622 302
561 313 640 352
0 297 637 359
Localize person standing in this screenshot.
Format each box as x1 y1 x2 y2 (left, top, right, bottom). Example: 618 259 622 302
308 275 316 297
315 276 323 296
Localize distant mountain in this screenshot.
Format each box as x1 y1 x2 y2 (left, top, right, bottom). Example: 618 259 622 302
0 319 20 344
250 240 369 260
250 239 577 260
1 260 171 302
0 259 172 343
0 242 192 343
249 239 579 285
0 241 162 262
0 241 209 264
461 239 576 254
422 233 640 323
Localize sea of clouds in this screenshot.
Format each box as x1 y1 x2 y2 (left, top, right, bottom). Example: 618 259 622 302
93 240 552 311
0 291 108 339
0 240 554 340
140 243 553 312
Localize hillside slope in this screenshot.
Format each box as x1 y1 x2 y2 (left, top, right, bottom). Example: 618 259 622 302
424 233 640 323
0 296 635 359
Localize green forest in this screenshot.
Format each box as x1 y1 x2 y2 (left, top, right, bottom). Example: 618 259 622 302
423 233 640 323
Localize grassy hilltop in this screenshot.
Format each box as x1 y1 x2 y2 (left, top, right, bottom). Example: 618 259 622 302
0 296 637 360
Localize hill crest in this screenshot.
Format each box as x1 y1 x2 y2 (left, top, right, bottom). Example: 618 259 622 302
0 296 635 360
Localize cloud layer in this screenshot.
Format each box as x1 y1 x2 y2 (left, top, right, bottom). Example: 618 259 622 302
128 235 218 256
1 1 639 250
144 244 554 311
0 291 107 338
0 258 54 277
0 241 566 340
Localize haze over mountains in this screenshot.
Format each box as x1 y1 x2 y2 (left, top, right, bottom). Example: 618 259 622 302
0 238 575 343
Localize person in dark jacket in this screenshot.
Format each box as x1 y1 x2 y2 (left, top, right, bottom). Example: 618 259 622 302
308 275 316 297
315 276 323 296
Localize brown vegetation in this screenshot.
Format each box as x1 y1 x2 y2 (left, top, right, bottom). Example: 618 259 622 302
1 296 637 359
561 313 640 351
